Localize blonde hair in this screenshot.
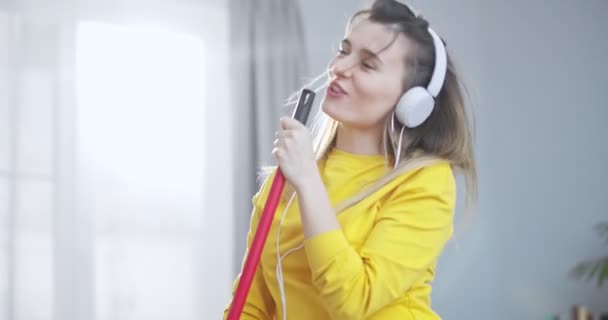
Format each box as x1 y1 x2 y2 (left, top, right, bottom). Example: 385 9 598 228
261 0 477 213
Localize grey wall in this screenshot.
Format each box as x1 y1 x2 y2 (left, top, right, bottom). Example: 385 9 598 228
298 0 608 318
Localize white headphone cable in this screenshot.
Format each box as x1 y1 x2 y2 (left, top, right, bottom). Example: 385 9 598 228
275 192 297 320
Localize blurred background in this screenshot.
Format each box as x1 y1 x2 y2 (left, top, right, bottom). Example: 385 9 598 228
0 0 606 319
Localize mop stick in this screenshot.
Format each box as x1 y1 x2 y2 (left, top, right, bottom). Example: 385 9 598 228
227 88 315 320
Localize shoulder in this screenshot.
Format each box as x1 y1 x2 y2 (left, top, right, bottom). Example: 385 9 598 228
402 161 455 189
388 161 456 203
370 162 456 230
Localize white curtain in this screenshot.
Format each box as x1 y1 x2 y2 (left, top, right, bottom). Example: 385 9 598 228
1 0 234 319
229 0 308 275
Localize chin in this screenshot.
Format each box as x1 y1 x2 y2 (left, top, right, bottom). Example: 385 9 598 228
322 101 382 130
321 99 344 121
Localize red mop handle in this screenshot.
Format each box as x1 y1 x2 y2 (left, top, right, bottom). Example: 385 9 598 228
227 89 315 320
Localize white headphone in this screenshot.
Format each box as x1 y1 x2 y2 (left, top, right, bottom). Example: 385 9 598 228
394 27 447 128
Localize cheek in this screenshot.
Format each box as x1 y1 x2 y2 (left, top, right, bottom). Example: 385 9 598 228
353 74 402 124
320 72 403 128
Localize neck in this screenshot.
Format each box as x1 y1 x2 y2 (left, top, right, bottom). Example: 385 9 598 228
335 123 384 155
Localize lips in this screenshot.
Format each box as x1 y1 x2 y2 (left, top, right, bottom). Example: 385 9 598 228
327 81 348 97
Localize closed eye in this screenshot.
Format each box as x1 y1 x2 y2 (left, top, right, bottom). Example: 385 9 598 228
361 62 374 70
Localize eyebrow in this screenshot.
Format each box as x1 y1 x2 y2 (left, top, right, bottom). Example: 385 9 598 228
341 38 383 65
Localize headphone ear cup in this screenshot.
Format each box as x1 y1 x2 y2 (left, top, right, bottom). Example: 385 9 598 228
394 86 435 128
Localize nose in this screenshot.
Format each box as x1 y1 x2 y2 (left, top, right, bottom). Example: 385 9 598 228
328 56 353 79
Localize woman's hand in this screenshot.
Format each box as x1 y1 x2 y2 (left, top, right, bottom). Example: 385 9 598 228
272 117 317 191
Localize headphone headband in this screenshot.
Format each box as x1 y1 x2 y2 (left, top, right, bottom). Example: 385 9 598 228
394 1 447 98
425 27 447 98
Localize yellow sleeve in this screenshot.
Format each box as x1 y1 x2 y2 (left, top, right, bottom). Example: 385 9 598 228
224 175 276 320
303 163 456 319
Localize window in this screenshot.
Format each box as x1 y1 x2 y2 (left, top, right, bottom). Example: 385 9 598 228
76 22 206 319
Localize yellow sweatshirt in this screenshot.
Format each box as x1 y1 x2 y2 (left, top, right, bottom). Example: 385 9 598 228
225 148 456 320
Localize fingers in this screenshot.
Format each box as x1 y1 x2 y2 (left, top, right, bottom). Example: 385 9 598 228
280 117 304 130
273 135 292 151
274 117 305 156
275 128 295 141
271 145 285 162
271 146 280 158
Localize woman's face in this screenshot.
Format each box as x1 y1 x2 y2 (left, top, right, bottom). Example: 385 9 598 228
322 19 413 130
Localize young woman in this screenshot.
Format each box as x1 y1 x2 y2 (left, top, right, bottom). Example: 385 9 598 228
225 0 477 319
